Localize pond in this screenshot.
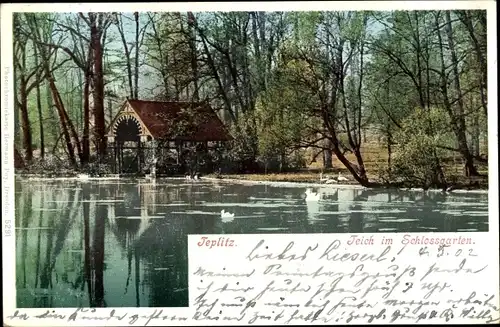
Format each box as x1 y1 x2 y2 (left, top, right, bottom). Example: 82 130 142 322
15 177 489 308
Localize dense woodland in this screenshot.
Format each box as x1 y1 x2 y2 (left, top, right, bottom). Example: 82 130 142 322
13 10 488 188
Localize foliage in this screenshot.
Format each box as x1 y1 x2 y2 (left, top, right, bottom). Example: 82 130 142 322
12 9 489 185
22 155 75 176
225 113 259 173
391 107 452 186
254 69 311 171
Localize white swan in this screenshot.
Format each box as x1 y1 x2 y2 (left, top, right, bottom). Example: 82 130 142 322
319 172 335 183
221 209 235 218
305 188 321 202
78 174 89 180
221 210 235 223
337 172 349 182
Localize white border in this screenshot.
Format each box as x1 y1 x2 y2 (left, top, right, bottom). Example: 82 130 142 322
1 1 498 325
0 1 494 12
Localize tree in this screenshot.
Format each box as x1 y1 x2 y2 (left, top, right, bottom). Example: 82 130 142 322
85 13 113 158
275 12 374 185
371 10 483 178
13 13 34 162
114 12 149 99
392 107 451 188
25 13 83 167
457 10 487 118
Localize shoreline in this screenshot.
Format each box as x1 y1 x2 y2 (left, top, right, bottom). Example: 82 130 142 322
14 173 489 194
202 177 489 194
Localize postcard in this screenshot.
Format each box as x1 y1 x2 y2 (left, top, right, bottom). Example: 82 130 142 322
1 1 498 325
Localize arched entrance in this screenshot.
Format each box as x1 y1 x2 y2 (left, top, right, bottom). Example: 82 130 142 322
113 115 144 174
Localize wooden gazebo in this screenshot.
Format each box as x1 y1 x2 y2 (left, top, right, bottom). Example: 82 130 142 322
106 99 232 175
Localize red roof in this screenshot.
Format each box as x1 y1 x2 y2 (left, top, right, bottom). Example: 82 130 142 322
127 99 233 142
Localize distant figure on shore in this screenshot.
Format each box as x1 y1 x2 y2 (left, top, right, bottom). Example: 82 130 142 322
185 172 200 181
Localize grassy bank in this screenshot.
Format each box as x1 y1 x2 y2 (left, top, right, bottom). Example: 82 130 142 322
206 141 489 190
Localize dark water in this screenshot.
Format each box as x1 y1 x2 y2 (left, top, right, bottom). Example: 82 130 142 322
15 178 489 308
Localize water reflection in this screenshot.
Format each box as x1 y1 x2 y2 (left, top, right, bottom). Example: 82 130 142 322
15 178 489 308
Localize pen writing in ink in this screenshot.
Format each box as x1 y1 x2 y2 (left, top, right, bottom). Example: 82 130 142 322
420 258 488 281
190 235 499 325
67 308 126 322
420 281 451 299
247 309 285 324
448 292 499 311
7 310 29 320
246 240 319 262
35 310 66 319
193 266 255 277
384 299 441 315
319 242 391 263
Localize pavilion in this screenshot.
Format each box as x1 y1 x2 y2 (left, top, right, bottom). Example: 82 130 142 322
106 99 232 175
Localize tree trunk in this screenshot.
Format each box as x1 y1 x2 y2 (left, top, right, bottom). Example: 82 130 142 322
330 140 371 186
387 130 392 174
134 12 140 99
445 11 478 177
35 75 45 159
117 14 134 99
82 46 93 164
17 41 33 163
472 111 480 157
19 79 33 163
187 13 199 102
47 77 77 167
323 111 371 186
413 12 427 109
322 138 333 169
14 147 25 169
13 54 21 149
56 85 83 163
91 14 107 159
459 11 487 118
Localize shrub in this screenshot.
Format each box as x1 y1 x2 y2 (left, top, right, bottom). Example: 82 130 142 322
391 107 451 187
24 155 75 176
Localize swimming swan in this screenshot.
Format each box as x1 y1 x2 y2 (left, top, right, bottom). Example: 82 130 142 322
221 209 235 218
